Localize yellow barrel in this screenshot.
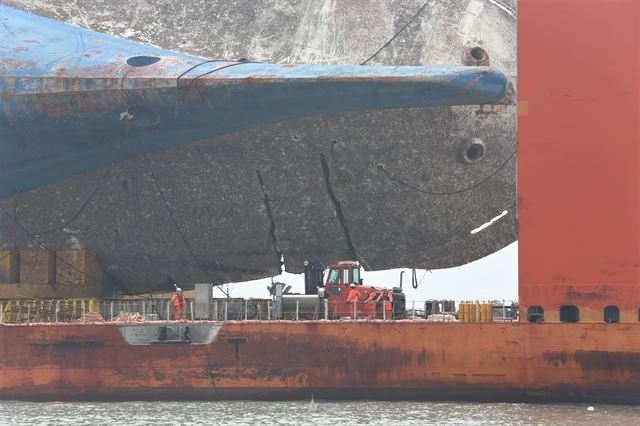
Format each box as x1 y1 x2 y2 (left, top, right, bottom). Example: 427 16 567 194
0 301 8 322
88 299 100 314
485 303 493 322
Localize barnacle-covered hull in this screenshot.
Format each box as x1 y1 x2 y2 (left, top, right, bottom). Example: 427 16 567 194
0 2 517 293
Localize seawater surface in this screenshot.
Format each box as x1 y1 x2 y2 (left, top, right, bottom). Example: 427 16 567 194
1 401 639 425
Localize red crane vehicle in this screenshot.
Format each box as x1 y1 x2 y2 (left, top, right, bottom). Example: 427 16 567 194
302 260 406 320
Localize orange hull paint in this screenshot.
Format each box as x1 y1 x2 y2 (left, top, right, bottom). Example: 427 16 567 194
1 321 639 403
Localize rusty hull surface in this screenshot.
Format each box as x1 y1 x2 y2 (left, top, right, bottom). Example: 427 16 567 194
1 321 639 403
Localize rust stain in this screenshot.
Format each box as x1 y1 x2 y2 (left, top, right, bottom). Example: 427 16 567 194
30 340 104 349
0 58 38 75
240 76 286 84
565 288 610 301
542 351 569 366
574 350 640 373
462 46 490 66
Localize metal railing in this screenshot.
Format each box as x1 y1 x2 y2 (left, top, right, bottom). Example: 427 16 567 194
0 299 101 324
0 298 519 324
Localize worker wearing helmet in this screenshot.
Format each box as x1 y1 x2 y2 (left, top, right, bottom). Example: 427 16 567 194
346 283 359 303
346 283 360 318
172 287 187 320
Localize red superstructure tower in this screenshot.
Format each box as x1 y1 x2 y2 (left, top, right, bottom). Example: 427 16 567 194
519 0 639 323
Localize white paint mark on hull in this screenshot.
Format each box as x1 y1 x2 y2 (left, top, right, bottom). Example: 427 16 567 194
471 210 508 234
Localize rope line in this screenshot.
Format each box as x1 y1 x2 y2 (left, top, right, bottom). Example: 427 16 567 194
176 59 255 87
378 150 517 196
33 164 113 236
140 151 229 298
185 61 254 86
361 0 432 65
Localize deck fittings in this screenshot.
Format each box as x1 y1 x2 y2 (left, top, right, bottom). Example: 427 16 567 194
459 138 486 164
463 46 490 66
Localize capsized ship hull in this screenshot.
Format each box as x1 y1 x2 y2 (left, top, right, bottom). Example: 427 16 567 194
1 321 639 403
0 3 518 293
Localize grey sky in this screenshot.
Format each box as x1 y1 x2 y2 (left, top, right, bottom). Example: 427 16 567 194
224 242 518 303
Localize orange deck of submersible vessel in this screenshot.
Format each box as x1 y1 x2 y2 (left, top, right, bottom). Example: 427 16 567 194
0 0 639 403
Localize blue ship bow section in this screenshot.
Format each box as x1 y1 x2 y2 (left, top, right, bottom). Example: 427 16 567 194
0 5 509 198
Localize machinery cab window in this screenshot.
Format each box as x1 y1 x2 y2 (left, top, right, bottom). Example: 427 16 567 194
327 269 340 285
604 306 619 323
560 305 579 323
327 268 341 294
352 268 360 285
342 269 349 285
527 306 544 323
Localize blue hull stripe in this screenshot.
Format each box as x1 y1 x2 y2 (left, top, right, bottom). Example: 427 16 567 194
0 5 509 198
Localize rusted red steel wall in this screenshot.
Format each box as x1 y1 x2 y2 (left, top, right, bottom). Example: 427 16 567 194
1 322 639 402
518 0 640 322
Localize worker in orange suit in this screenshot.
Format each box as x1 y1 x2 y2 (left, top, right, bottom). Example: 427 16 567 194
365 288 378 318
172 287 187 320
346 283 360 316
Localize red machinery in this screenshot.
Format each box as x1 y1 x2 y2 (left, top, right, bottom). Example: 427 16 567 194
303 260 405 319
